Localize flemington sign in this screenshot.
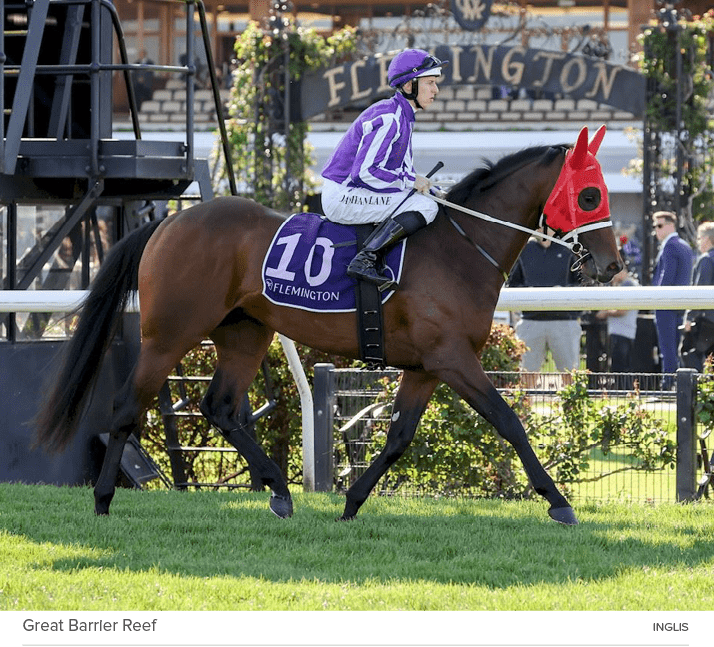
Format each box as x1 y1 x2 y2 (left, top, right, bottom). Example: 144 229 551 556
299 43 645 120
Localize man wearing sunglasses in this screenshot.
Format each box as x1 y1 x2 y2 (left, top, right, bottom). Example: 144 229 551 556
652 210 694 388
320 49 448 291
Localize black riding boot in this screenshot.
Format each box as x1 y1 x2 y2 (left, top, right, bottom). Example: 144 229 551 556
347 211 427 291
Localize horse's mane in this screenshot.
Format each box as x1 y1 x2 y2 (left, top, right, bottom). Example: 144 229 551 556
446 144 569 204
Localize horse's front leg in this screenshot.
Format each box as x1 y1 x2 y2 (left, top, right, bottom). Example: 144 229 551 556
341 370 438 520
436 357 578 525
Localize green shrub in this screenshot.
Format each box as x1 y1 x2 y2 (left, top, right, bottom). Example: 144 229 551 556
141 340 358 489
353 323 529 497
530 374 676 492
695 356 714 436
360 357 675 499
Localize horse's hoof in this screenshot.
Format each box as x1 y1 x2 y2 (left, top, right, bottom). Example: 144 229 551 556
269 495 293 519
549 506 579 525
336 514 355 522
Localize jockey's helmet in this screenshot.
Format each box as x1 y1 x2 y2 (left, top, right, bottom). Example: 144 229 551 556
387 49 448 88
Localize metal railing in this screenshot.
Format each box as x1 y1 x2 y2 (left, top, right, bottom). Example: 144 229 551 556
313 365 709 503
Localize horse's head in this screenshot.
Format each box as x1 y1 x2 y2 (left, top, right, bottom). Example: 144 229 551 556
543 125 622 283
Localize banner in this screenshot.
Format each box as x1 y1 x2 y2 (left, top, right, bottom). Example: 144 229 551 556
299 44 646 120
3 611 710 647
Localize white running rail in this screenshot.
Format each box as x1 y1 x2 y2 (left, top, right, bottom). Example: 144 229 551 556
2 286 714 313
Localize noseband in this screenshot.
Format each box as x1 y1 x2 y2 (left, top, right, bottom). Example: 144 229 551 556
541 215 613 272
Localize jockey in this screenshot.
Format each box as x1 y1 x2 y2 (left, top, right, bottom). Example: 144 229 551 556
320 48 448 290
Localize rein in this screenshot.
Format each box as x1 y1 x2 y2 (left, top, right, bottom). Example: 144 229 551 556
428 193 612 275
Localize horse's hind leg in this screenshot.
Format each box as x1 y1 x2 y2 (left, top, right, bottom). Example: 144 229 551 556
341 370 438 520
94 376 139 515
94 340 192 515
200 319 293 518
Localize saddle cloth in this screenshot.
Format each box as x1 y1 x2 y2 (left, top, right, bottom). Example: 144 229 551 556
261 212 405 313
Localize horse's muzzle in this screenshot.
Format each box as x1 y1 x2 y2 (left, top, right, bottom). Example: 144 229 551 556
577 253 622 284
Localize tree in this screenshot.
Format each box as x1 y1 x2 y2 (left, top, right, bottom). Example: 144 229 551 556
628 9 714 255
219 18 357 211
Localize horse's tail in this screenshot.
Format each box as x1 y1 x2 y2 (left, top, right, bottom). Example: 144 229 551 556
34 219 163 452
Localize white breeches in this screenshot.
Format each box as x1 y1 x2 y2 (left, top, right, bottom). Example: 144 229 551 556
321 178 439 225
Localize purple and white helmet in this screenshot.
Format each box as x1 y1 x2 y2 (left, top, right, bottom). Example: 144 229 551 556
387 49 448 88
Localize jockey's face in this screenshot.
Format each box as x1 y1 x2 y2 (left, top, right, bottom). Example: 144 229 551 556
407 76 439 110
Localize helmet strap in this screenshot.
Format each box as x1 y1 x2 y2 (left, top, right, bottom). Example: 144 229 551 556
399 79 422 109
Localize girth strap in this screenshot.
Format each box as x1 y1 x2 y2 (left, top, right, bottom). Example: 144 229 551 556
356 284 386 368
353 224 386 368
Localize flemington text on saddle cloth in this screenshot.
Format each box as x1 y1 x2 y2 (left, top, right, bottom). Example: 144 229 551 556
261 212 405 313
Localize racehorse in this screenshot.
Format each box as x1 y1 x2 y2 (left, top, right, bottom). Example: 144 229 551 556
35 125 621 525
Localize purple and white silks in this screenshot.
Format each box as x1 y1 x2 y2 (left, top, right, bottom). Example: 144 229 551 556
320 92 438 225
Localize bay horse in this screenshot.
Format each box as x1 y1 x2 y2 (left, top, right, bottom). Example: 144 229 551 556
35 125 621 525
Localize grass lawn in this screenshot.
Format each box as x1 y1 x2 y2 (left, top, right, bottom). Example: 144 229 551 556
1 483 712 611
568 446 677 502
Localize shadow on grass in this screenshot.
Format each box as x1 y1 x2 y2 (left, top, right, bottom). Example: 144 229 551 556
1 483 712 591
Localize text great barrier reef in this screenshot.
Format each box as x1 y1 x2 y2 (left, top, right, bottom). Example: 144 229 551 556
23 617 158 632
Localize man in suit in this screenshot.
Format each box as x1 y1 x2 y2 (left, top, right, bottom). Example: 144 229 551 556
681 221 714 371
652 210 694 387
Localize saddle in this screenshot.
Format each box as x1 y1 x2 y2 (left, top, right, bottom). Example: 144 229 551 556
261 213 403 367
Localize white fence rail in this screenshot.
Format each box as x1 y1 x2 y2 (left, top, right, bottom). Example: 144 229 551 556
2 286 714 313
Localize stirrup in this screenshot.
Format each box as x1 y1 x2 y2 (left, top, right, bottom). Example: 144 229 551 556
349 269 397 292
346 253 397 292
376 277 397 293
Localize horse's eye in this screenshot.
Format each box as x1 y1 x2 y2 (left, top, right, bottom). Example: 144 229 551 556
578 187 601 211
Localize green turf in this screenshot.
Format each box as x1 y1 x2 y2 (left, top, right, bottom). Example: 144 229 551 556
1 483 712 610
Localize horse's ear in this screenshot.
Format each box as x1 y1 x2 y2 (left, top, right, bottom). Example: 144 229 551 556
588 124 607 155
570 126 589 169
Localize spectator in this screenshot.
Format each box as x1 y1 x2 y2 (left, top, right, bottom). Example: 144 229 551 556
508 234 582 388
681 221 714 371
133 48 154 111
652 210 694 388
595 267 639 389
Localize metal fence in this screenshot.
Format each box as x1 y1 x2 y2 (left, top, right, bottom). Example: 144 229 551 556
313 365 709 504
